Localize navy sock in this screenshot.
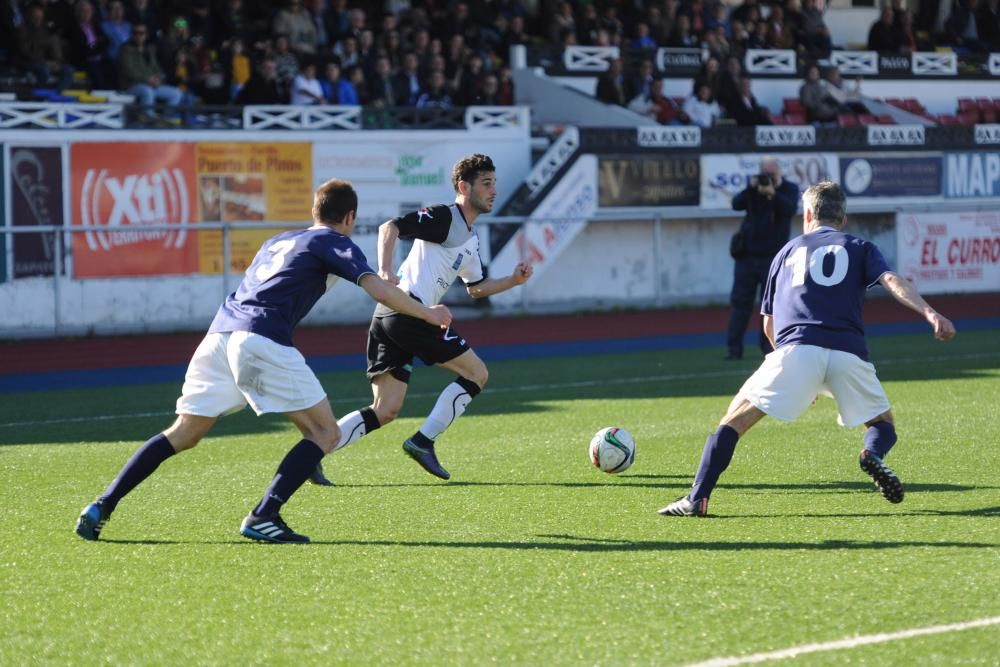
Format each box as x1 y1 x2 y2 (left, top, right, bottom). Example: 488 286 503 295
864 421 897 459
98 433 176 514
410 431 435 448
689 425 740 502
253 439 324 518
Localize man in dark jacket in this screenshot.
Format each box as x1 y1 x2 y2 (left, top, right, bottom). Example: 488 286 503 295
725 157 799 360
235 56 286 105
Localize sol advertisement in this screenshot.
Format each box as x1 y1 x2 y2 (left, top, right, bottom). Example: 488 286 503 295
71 142 198 277
897 211 1000 293
195 143 312 273
700 153 838 209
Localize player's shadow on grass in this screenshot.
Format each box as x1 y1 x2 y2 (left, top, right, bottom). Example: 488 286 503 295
726 505 1000 519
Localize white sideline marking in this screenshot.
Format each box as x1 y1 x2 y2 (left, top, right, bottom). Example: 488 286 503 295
685 616 1000 667
1 351 997 429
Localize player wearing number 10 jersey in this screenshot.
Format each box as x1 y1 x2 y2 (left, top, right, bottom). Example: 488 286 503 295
660 181 956 517
75 178 452 543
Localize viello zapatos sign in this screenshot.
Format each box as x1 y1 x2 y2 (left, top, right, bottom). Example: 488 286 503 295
867 125 925 146
598 156 700 207
755 125 816 147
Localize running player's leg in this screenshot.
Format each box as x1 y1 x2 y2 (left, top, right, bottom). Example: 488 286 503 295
76 333 242 541
241 398 341 544
402 349 486 480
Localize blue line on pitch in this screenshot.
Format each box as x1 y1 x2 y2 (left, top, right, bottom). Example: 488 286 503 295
3 317 998 393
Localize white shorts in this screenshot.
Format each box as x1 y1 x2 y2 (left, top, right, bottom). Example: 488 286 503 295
737 344 890 427
176 331 327 417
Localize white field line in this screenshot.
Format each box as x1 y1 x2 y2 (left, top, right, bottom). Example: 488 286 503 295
684 615 1000 667
1 351 997 429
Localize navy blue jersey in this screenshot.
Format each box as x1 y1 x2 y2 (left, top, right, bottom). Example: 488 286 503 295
761 227 891 361
209 227 375 346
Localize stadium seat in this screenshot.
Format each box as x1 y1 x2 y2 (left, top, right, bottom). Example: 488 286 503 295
769 113 788 125
957 111 980 125
857 114 877 126
783 98 806 115
982 109 997 123
837 113 859 127
784 112 806 125
938 114 960 126
876 114 896 124
958 98 977 113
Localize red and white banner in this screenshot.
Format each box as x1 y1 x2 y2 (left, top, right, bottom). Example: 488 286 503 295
896 211 1000 293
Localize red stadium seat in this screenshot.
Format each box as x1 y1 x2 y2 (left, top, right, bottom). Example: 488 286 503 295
938 114 960 126
876 114 895 124
958 98 977 113
982 109 997 123
783 98 806 115
837 113 859 127
784 112 806 125
957 111 980 125
769 113 788 125
857 114 877 126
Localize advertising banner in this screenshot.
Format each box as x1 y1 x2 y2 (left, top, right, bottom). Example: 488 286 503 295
0 150 5 284
313 136 530 221
9 146 64 278
490 154 597 305
840 154 941 199
944 152 1000 198
71 142 198 277
598 156 699 207
897 211 1000 293
195 143 312 273
700 153 839 209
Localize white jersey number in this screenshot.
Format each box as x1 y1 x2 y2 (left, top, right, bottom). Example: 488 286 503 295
255 239 296 282
785 244 849 287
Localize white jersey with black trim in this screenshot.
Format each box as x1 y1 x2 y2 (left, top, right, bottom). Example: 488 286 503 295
395 203 485 307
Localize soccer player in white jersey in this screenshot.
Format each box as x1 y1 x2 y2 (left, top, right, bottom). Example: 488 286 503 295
327 153 534 480
75 179 452 543
660 181 956 517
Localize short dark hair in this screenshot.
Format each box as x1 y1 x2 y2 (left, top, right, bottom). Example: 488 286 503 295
803 181 846 226
451 153 495 191
312 178 358 225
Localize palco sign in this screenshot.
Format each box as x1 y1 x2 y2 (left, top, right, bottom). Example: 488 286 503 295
867 125 926 147
637 126 701 148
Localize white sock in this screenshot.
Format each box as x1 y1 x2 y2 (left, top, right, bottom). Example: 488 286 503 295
419 381 476 441
335 410 368 451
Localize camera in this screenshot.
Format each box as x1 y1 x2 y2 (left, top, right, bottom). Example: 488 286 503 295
756 173 772 187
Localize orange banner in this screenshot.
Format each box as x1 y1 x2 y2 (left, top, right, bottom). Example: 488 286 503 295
71 143 199 277
195 143 312 273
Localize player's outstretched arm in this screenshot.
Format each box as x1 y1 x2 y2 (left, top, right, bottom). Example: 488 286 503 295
360 274 452 328
467 262 534 299
377 220 401 285
879 272 956 341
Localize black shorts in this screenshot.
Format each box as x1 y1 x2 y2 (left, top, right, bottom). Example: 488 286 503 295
367 313 470 383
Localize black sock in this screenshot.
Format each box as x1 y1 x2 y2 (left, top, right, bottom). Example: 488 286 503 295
410 430 435 448
689 425 740 502
360 406 381 432
99 433 177 514
253 439 324 517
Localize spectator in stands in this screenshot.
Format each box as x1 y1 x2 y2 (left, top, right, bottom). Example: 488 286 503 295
415 69 452 108
725 78 771 126
125 0 157 39
117 24 184 119
67 0 112 89
498 64 515 105
868 7 900 51
304 0 328 50
977 0 1000 48
646 5 673 44
667 14 698 47
273 0 318 57
157 16 190 76
290 58 324 104
627 59 656 102
235 55 284 104
797 0 832 58
747 17 770 48
100 0 131 61
506 14 534 48
550 1 576 45
694 56 723 100
320 59 357 105
368 54 396 106
632 22 658 49
333 33 360 69
187 0 216 49
348 65 369 105
799 62 837 123
325 0 349 44
732 0 761 26
704 25 732 61
224 37 251 100
628 76 684 124
705 3 731 37
17 2 74 89
392 51 422 106
596 56 627 106
725 157 798 361
717 54 744 111
896 9 924 52
946 0 989 50
272 33 300 96
729 19 751 55
765 6 797 49
824 66 864 111
683 81 721 127
214 0 251 51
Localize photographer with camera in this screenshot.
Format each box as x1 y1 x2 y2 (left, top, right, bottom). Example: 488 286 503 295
725 157 799 360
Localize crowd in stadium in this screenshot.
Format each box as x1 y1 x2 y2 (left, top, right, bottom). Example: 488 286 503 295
1 0 995 122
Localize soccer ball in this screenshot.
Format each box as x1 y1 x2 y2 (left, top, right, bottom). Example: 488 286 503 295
589 427 636 473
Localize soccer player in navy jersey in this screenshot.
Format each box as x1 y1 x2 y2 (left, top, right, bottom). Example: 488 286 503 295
660 181 956 517
323 153 534 481
75 178 452 543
